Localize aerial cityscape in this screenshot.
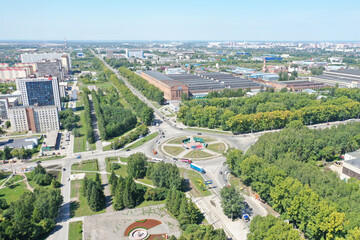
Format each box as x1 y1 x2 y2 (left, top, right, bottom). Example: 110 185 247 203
0 1 360 240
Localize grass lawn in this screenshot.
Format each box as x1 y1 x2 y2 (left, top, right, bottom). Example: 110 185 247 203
136 200 165 208
125 132 159 150
186 170 211 197
184 150 212 159
105 157 128 163
69 221 83 240
72 159 99 172
71 179 82 198
163 146 185 156
207 142 226 153
168 137 189 144
135 178 154 186
74 112 96 153
0 181 29 203
5 174 24 186
25 170 61 189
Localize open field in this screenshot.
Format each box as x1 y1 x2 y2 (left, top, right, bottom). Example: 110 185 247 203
0 181 29 203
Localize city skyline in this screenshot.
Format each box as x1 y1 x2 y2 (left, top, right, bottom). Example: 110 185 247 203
0 0 359 41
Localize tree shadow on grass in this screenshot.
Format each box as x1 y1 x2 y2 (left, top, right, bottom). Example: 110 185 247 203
70 201 80 218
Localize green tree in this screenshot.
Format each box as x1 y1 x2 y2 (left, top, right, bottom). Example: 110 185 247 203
220 186 244 219
127 153 147 179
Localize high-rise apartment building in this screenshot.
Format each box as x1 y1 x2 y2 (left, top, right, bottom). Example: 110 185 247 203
9 105 59 133
0 98 9 119
36 59 64 81
16 76 61 111
125 49 144 58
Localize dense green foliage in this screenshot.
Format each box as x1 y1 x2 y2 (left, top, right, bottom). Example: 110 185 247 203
81 174 105 211
178 91 360 132
227 122 360 239
175 224 227 240
247 215 302 240
91 89 137 140
0 188 62 240
110 124 149 150
82 91 95 144
0 83 16 94
27 164 54 186
10 147 33 159
99 64 154 124
205 88 246 99
112 175 146 210
118 67 164 103
127 153 148 179
105 58 139 69
147 162 185 191
220 186 244 219
59 108 80 130
165 188 203 230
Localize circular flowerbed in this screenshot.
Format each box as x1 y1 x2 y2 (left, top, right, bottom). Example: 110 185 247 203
124 219 162 236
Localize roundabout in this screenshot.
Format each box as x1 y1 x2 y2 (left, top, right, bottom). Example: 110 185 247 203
160 135 228 160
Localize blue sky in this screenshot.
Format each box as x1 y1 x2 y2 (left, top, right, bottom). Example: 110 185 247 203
0 0 359 41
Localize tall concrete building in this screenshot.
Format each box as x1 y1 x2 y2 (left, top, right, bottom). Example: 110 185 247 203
21 53 71 74
16 76 61 111
0 98 9 119
36 59 64 81
9 105 59 133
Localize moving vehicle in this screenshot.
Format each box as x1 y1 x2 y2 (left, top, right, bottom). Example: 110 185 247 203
36 161 42 164
126 149 131 152
190 163 205 173
153 149 157 154
76 155 81 159
63 168 66 171
181 158 192 163
243 214 250 221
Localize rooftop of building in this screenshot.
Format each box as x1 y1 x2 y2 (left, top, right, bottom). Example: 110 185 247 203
328 69 360 76
0 137 38 149
44 130 58 147
344 158 360 169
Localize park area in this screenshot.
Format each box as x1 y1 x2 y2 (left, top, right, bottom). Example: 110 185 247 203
82 205 181 240
161 135 227 160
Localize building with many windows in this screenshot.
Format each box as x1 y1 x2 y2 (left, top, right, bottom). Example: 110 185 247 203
20 53 71 74
0 67 32 82
16 76 61 111
125 49 144 58
36 59 64 81
8 105 59 133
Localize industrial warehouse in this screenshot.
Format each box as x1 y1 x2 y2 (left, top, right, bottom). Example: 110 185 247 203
310 69 360 88
141 71 261 100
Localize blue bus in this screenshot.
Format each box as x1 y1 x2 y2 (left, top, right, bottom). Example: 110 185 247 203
190 163 205 173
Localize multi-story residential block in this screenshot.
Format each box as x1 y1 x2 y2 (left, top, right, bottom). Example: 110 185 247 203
0 67 32 82
16 76 61 111
125 49 144 58
9 105 59 133
0 98 9 119
21 53 71 74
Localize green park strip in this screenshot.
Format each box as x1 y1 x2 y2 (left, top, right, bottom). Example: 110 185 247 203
186 170 212 197
125 132 159 150
69 221 83 240
135 177 154 186
72 159 99 172
74 112 96 153
0 181 29 203
30 155 65 162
